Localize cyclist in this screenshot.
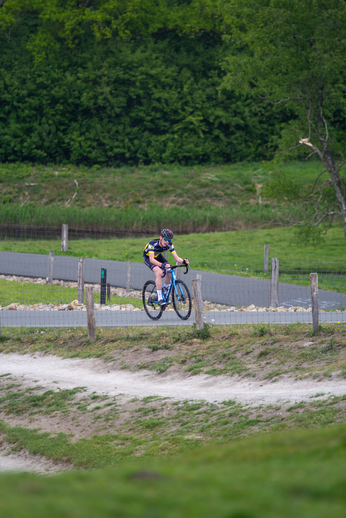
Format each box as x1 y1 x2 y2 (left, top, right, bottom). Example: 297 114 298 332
143 229 189 307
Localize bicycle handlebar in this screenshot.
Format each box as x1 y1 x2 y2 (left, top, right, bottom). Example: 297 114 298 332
167 262 189 275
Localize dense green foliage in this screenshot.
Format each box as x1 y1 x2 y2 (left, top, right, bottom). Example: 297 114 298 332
0 6 289 165
221 0 346 238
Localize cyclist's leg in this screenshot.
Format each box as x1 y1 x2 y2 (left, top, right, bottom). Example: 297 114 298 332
153 266 164 290
155 253 172 285
151 254 167 291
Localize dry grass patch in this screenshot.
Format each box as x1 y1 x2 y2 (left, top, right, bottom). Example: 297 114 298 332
0 323 346 381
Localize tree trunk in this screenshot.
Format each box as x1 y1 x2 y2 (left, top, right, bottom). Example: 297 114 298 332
323 150 346 240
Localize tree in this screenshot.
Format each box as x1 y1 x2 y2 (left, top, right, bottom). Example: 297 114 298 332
220 0 346 240
0 0 220 59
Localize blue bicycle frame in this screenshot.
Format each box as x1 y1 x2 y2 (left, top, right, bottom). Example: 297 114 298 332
151 263 189 307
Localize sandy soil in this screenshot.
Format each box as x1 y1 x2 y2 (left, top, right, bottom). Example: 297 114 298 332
1 352 346 406
0 436 72 475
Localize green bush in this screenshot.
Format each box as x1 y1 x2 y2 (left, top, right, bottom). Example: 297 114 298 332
0 15 288 165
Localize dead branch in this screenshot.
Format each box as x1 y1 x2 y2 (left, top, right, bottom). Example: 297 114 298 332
336 159 346 174
65 181 79 207
307 174 330 198
244 217 304 233
20 196 30 207
299 138 323 160
258 95 302 105
305 150 318 160
312 211 342 226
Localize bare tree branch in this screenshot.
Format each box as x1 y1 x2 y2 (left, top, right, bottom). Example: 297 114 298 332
336 159 346 174
291 34 342 43
244 219 303 232
312 211 342 226
299 138 323 160
258 95 302 105
305 150 318 160
307 175 331 198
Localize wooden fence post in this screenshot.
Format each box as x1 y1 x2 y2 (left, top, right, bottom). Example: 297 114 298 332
85 286 96 342
310 273 319 333
270 258 279 308
192 277 204 330
106 283 111 303
264 244 269 274
176 261 181 280
126 261 132 295
48 251 54 285
61 224 68 252
77 258 84 304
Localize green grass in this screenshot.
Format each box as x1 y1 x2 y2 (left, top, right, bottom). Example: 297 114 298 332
0 370 346 470
0 279 143 307
1 226 344 265
0 386 86 416
0 160 329 233
0 424 345 517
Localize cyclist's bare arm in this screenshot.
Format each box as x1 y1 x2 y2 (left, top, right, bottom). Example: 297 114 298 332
171 252 189 264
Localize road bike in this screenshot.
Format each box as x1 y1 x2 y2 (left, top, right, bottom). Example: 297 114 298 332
142 262 192 321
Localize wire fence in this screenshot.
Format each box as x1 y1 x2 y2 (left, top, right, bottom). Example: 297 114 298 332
0 251 345 329
0 224 151 241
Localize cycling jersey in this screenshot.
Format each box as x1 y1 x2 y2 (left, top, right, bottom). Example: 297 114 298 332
143 239 175 258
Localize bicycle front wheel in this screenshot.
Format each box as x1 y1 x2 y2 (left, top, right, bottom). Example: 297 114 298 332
172 280 192 320
142 280 163 320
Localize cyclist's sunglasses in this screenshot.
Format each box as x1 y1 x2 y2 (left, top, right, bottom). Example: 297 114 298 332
163 238 172 245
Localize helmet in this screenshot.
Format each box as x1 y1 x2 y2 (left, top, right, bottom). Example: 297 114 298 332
160 228 174 240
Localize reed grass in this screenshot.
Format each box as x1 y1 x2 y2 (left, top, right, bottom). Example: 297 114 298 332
0 159 327 233
0 202 285 234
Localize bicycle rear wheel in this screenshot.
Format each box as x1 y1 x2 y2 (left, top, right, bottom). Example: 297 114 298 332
142 280 163 320
172 280 192 320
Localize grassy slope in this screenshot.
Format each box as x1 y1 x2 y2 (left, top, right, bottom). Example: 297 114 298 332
1 324 345 381
0 424 345 517
0 160 327 232
0 325 345 514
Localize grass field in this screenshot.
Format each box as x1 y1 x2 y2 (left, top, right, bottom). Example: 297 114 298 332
2 226 344 265
0 279 142 307
0 160 328 232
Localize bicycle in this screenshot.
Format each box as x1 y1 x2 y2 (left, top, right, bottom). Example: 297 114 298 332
142 262 192 321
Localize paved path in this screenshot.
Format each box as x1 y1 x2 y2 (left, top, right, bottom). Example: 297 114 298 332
1 309 345 327
0 251 345 309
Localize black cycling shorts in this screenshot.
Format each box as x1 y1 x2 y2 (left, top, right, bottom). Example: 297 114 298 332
143 253 166 271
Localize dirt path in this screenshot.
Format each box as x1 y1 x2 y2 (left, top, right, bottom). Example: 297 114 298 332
1 353 346 406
